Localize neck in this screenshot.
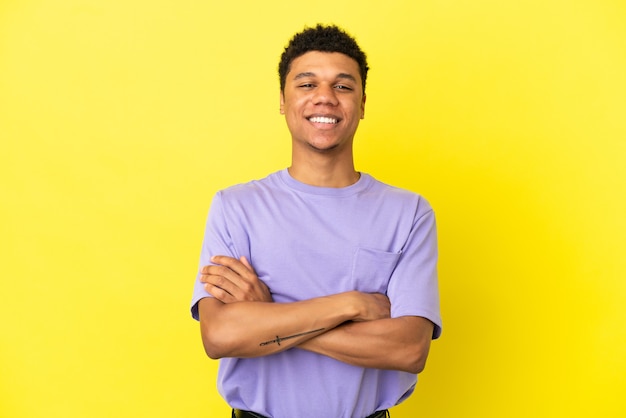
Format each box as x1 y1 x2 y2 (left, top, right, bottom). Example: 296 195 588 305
289 152 359 188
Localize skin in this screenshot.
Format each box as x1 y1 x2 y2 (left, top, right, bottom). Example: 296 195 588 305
198 51 434 373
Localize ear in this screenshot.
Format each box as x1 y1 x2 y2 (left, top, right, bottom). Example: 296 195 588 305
279 91 285 114
360 93 366 119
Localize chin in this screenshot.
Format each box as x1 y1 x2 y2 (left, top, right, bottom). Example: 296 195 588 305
307 142 341 153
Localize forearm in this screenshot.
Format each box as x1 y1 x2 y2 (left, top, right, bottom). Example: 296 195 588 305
297 316 434 374
199 292 367 359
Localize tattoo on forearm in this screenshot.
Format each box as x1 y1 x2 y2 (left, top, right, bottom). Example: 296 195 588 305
259 328 326 346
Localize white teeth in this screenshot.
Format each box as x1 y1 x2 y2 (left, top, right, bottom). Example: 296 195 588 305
309 116 338 124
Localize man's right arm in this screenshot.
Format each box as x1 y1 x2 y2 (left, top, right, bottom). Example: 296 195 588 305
198 290 390 359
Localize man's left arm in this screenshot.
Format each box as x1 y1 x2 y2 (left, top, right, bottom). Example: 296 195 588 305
298 204 441 374
296 316 434 374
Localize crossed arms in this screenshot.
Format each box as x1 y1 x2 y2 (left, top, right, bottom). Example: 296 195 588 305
197 255 434 374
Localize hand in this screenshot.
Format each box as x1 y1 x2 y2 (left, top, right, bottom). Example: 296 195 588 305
350 292 391 322
200 255 273 303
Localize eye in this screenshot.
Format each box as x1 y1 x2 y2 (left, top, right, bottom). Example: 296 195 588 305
299 83 315 89
334 85 353 91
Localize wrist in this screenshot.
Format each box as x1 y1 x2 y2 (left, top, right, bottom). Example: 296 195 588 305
328 291 363 321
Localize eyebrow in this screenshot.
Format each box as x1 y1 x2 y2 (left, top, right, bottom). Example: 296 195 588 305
293 72 358 83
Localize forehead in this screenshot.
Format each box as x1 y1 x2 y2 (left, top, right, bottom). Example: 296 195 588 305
287 51 361 82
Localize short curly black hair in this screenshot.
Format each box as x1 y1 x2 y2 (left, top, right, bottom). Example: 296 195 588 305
278 24 369 93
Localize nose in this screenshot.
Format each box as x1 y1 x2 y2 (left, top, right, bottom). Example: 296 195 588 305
312 83 338 106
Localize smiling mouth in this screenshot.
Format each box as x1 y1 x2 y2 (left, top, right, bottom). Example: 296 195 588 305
308 116 339 124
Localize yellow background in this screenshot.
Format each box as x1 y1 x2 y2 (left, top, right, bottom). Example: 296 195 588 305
1 0 625 417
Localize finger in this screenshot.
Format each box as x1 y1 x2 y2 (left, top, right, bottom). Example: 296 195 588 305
202 264 247 290
201 261 229 274
210 255 238 265
201 272 241 300
206 256 266 302
201 264 235 278
202 255 251 274
201 255 238 275
211 255 256 281
239 256 256 273
203 282 235 303
202 265 253 301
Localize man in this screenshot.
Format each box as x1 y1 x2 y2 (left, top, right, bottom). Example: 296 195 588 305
191 24 442 418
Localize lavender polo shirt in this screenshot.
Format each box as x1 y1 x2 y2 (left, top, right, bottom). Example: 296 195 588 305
191 169 441 418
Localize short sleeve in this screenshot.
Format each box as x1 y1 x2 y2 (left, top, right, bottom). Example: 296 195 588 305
190 192 238 320
387 203 442 339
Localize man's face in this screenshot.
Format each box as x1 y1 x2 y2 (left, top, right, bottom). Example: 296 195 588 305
280 51 366 154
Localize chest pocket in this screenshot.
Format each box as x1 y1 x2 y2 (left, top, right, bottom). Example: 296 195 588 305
351 247 402 294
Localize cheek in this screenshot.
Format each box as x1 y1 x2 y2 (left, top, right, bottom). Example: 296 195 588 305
284 98 309 117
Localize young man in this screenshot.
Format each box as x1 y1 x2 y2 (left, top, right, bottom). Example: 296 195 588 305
191 24 442 418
